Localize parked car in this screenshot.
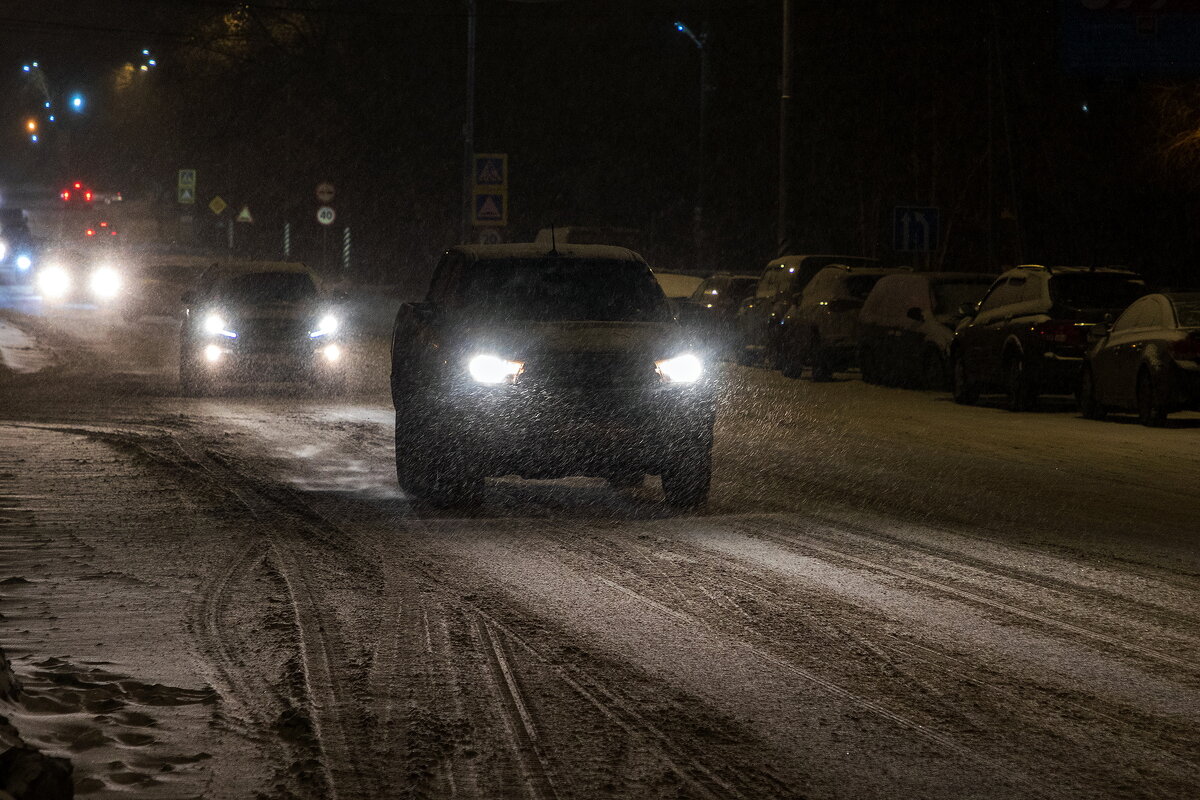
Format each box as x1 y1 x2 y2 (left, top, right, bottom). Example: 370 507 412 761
676 272 759 353
653 271 705 300
1080 292 1200 426
734 254 878 366
179 262 346 395
951 265 1146 410
777 265 909 381
389 243 716 508
858 272 993 389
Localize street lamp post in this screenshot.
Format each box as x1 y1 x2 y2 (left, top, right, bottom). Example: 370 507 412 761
778 0 793 256
674 21 709 270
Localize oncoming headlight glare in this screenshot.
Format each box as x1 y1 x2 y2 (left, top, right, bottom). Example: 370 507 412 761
37 265 71 299
90 265 122 299
203 312 237 337
655 353 703 383
468 354 524 384
16 254 32 271
309 314 340 338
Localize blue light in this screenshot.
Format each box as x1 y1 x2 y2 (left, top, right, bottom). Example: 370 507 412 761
148 59 157 66
44 101 50 108
1081 103 1089 113
22 65 30 72
32 62 38 68
142 49 150 56
674 21 685 31
48 115 55 122
30 134 38 143
17 255 32 271
71 94 84 111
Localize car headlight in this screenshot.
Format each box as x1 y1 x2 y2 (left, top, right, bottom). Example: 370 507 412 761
16 254 32 271
655 353 703 383
0 240 6 261
309 314 340 338
37 265 71 299
203 312 237 338
90 265 122 299
468 354 524 384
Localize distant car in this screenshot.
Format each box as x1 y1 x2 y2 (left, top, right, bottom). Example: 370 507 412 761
857 272 993 389
389 244 716 508
1080 292 1200 426
951 265 1146 410
33 247 125 307
735 254 878 366
777 265 908 381
178 262 346 395
676 273 759 353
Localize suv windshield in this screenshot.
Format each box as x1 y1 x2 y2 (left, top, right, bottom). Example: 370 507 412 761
933 279 992 315
460 258 670 322
1172 298 1200 327
217 272 317 304
1050 273 1145 311
845 275 886 299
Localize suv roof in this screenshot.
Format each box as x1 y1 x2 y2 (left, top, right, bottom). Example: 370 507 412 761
1007 264 1141 277
449 243 643 262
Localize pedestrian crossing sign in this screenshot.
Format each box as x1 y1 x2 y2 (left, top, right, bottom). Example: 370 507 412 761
473 192 507 226
474 154 507 188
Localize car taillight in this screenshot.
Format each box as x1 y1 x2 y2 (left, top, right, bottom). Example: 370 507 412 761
1170 333 1200 361
1032 320 1090 347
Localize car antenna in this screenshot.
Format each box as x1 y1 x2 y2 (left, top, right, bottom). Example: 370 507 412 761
549 223 559 255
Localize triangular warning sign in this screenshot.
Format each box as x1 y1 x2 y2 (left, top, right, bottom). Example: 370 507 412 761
178 187 194 204
477 195 502 220
478 160 503 185
236 205 253 223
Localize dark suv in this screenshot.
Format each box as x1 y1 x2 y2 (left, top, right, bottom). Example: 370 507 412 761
951 265 1145 410
389 244 716 508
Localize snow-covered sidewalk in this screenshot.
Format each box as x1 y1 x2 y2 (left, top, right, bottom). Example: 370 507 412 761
0 318 56 376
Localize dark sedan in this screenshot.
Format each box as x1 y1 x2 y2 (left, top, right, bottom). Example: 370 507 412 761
1079 292 1200 426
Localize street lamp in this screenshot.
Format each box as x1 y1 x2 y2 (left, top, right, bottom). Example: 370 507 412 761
674 20 709 269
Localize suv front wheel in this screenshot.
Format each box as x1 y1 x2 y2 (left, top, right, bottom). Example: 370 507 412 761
660 436 712 509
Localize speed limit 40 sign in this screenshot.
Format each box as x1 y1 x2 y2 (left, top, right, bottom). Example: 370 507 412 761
316 206 336 226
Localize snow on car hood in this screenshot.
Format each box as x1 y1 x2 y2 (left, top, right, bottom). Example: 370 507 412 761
455 320 689 359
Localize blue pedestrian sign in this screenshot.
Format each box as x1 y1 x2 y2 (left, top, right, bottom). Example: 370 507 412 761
893 206 939 253
474 154 507 188
473 192 507 226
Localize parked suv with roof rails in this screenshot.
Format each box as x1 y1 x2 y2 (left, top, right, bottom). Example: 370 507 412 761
389 243 716 508
776 264 910 381
734 254 877 366
951 265 1145 410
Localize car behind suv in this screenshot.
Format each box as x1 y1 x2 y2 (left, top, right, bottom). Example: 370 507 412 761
389 244 716 508
777 265 909 380
734 254 877 366
951 265 1145 410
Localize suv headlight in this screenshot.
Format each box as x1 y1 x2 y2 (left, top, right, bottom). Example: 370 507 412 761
468 354 524 384
655 353 703 383
309 313 340 338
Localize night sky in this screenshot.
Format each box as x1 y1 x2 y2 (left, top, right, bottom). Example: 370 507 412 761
3 1 1200 287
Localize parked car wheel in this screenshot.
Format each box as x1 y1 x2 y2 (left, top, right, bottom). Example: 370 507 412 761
1078 368 1108 421
1005 356 1037 412
922 349 947 391
1136 370 1167 427
859 346 879 385
951 353 978 405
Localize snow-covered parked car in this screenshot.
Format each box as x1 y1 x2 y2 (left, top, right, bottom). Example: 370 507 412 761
389 243 716 508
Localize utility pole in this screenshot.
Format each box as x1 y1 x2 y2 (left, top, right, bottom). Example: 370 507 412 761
777 0 793 256
462 0 477 244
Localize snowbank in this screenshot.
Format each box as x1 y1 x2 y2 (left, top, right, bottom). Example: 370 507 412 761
0 320 55 376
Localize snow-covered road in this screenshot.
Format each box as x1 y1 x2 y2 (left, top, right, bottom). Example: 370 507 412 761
1 309 1197 799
